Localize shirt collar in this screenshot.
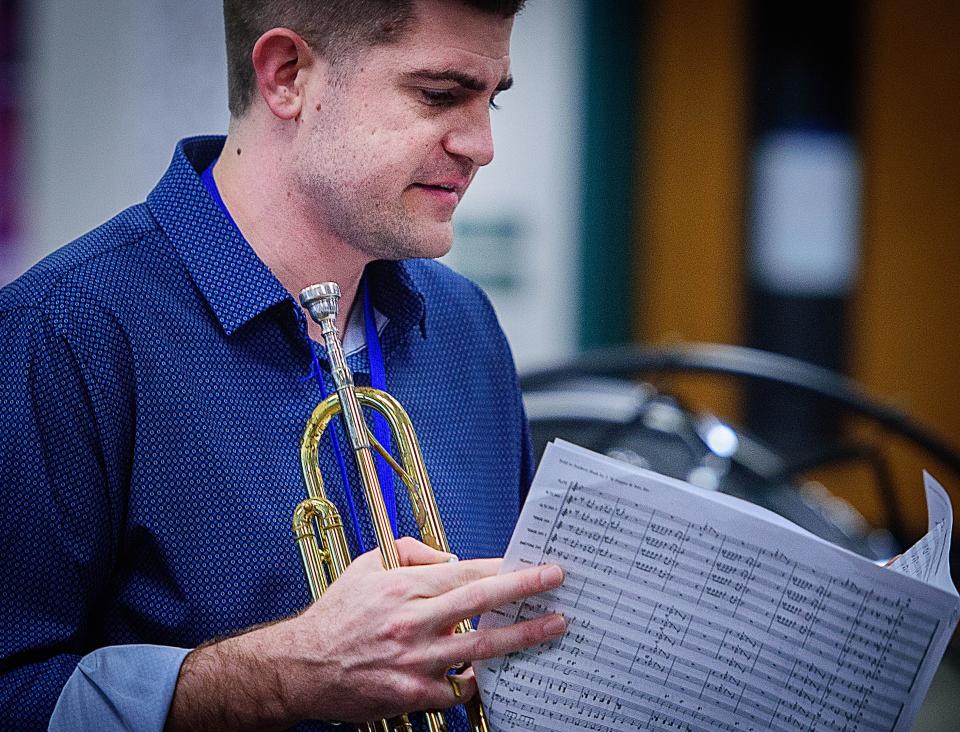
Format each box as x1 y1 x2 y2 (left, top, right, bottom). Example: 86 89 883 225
147 136 290 336
341 297 389 356
366 259 427 341
147 135 428 340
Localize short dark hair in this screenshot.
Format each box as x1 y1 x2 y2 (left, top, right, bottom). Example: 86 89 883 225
223 0 526 118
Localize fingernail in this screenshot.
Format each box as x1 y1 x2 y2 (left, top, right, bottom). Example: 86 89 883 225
543 614 566 636
447 554 459 563
540 565 563 587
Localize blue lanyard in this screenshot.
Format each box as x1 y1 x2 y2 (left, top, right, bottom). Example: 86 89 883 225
201 160 398 551
362 278 398 545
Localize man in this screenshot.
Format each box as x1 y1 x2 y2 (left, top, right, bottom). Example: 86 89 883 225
0 1 565 729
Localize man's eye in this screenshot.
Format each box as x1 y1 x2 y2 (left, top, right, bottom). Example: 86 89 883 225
421 89 456 106
419 88 501 111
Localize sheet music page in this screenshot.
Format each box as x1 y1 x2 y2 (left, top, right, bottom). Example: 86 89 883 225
890 472 957 591
477 440 960 732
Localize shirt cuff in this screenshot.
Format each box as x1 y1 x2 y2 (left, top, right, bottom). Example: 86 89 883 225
48 644 190 732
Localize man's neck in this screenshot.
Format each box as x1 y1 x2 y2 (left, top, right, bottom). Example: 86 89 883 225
212 129 371 340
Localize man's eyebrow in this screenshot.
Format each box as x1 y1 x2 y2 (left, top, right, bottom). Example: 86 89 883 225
404 69 514 93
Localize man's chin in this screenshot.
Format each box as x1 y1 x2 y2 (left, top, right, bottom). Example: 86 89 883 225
372 237 453 262
406 223 454 260
349 219 453 261
422 237 454 261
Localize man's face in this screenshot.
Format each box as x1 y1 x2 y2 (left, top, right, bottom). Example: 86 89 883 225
293 0 513 261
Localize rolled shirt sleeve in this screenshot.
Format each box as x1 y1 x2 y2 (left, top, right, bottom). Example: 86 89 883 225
48 645 190 732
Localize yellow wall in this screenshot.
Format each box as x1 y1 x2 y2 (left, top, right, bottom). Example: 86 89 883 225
635 0 747 420
849 0 960 531
636 0 960 536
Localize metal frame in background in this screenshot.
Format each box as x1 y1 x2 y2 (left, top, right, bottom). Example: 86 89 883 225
521 342 960 564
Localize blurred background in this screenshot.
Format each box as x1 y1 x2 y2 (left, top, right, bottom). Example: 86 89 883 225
1 0 958 725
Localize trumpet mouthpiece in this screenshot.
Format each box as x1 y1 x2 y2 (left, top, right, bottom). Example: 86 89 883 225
299 282 341 326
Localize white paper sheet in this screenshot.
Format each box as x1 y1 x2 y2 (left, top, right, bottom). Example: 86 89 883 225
477 441 960 732
890 472 956 591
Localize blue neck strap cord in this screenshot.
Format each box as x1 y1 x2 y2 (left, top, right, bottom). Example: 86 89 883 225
362 277 398 544
201 159 398 552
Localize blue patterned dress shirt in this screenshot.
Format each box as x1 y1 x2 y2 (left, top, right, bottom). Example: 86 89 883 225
0 137 532 730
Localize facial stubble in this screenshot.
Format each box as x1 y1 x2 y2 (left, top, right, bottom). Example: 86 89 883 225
296 113 455 262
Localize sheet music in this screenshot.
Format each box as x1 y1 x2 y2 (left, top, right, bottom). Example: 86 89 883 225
890 472 955 589
477 440 960 732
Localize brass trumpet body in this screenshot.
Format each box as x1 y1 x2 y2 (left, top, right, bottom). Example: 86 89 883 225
292 283 489 732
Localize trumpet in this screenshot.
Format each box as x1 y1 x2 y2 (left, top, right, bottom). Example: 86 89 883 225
293 282 490 732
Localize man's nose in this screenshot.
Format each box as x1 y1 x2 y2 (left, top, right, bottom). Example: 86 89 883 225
442 107 495 167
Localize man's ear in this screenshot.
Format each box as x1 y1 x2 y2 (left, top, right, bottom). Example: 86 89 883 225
251 28 319 121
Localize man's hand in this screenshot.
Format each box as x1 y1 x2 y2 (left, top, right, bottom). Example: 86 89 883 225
165 537 566 730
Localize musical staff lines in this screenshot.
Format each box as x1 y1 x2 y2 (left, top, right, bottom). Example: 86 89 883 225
478 443 959 732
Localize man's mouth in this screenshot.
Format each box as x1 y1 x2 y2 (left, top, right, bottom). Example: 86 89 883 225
414 181 463 194
410 181 465 206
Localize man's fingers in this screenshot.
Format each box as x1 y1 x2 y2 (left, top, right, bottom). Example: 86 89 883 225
399 666 478 713
426 564 564 626
400 557 504 596
433 614 567 666
394 536 457 567
441 666 477 708
344 539 455 579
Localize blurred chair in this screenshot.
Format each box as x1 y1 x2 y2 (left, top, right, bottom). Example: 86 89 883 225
521 343 960 564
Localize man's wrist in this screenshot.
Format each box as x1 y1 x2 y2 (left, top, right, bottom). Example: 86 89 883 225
165 622 300 731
